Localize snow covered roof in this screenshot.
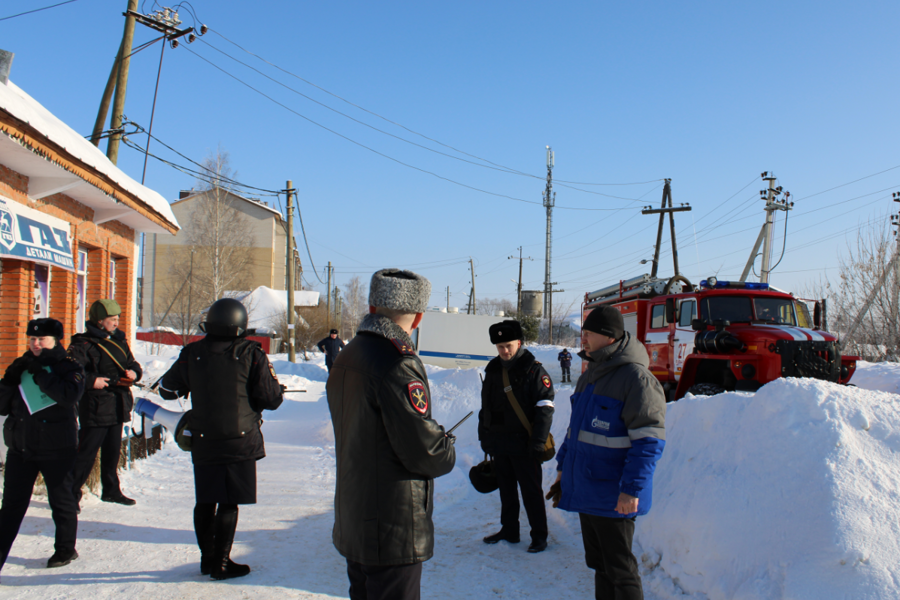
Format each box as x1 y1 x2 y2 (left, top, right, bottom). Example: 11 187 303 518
0 80 179 234
174 187 283 219
223 286 321 331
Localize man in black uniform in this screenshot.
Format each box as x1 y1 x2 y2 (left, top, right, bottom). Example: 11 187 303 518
317 329 345 372
0 319 84 572
558 348 573 383
478 320 554 553
68 299 142 507
327 269 456 600
158 298 283 581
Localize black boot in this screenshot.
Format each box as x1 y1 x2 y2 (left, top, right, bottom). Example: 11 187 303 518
210 505 250 581
483 529 520 544
194 503 216 575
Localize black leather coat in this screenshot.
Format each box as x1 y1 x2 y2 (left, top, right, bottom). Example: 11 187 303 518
326 314 456 566
478 349 555 456
0 344 84 461
68 322 142 427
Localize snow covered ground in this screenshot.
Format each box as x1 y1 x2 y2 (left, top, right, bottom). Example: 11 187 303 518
2 343 900 599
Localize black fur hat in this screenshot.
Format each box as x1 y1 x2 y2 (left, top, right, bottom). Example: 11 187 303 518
27 318 64 340
489 320 523 344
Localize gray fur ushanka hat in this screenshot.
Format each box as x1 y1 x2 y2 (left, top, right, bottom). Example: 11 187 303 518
369 269 432 313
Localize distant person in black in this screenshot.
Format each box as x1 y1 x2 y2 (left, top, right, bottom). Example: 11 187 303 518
0 318 85 572
68 299 142 508
478 320 554 553
558 348 573 383
159 298 283 581
317 329 345 372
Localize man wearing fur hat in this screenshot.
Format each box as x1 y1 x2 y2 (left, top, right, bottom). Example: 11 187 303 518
545 306 666 600
478 320 554 553
68 299 142 508
327 268 456 600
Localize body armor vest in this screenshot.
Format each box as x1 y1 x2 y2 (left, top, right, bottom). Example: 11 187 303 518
187 338 260 441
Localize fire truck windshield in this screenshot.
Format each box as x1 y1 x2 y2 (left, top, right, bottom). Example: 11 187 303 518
753 297 797 325
701 296 753 323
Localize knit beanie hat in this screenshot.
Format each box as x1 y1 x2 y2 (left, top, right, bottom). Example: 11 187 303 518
489 320 523 344
368 269 431 313
27 318 64 340
89 299 121 323
582 306 625 340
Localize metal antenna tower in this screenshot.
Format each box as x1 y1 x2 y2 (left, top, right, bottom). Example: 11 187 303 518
543 146 555 316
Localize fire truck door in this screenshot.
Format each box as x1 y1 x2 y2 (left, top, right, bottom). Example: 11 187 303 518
645 304 670 380
673 299 697 380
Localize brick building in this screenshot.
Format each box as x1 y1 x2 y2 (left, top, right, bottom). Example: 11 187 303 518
0 76 179 365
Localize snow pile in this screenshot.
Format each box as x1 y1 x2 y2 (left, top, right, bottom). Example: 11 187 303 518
638 378 900 599
850 360 900 395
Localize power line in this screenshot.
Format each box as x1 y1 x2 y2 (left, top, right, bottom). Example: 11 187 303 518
0 0 78 22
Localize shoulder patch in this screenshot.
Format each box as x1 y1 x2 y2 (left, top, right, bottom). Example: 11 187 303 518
541 375 552 389
391 338 416 355
73 372 84 383
268 362 278 381
407 381 428 414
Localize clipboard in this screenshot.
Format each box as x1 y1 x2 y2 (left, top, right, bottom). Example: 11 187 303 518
18 366 56 415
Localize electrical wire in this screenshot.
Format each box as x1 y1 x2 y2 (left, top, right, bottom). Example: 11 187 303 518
296 206 325 284
182 45 636 212
0 0 78 22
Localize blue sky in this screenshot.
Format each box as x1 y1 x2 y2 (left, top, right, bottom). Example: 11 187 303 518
3 1 899 313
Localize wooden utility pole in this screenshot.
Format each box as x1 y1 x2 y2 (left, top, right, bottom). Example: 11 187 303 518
509 246 532 314
326 261 333 330
286 180 296 362
469 258 477 315
446 286 450 311
90 38 125 146
106 0 138 164
644 179 692 279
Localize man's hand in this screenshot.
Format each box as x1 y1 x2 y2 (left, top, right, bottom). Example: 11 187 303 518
615 492 639 515
93 377 110 390
545 471 562 508
445 433 456 445
125 369 137 380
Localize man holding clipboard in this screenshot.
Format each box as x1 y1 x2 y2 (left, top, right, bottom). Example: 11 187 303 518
0 318 85 573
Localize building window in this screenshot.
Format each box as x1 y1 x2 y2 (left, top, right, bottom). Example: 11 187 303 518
33 264 50 319
76 250 87 332
109 258 117 300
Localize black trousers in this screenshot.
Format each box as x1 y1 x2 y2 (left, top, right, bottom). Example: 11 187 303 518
561 366 571 379
0 450 78 569
579 513 643 600
494 453 548 542
70 423 124 502
347 559 422 600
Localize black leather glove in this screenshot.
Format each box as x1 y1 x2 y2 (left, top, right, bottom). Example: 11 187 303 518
545 481 561 508
27 360 46 376
446 433 456 445
529 440 546 458
1 356 31 386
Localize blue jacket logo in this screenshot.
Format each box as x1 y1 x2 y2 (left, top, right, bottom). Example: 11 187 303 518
591 417 609 431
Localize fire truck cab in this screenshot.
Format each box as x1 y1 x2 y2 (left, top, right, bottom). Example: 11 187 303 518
583 276 858 401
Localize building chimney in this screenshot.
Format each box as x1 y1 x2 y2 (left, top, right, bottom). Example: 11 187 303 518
0 50 13 86
179 190 192 199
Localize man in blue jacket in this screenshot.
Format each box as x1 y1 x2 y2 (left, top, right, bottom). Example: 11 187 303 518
557 348 573 383
546 306 665 600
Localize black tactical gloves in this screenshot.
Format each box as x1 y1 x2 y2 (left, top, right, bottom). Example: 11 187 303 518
1 356 32 387
545 481 561 508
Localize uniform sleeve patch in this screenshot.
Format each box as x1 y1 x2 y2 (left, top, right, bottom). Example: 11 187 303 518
268 362 279 381
541 375 552 389
407 381 428 414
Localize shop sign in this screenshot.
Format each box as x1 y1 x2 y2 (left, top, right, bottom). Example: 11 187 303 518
0 195 74 270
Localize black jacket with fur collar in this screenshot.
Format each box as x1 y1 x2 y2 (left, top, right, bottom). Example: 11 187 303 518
326 314 456 566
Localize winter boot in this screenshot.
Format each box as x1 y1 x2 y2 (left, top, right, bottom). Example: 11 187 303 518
47 548 78 568
194 503 216 575
210 505 250 581
483 529 520 544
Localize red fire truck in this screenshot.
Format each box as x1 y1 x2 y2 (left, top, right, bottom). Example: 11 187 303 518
583 275 858 401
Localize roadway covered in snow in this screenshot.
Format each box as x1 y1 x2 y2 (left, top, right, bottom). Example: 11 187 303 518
1 343 899 599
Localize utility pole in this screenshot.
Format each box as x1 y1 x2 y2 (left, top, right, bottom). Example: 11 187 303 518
508 247 532 314
446 286 450 312
542 146 555 317
740 172 792 283
326 261 333 330
469 258 477 315
286 180 296 362
106 0 138 165
90 37 125 146
547 284 565 345
844 191 900 344
642 179 691 278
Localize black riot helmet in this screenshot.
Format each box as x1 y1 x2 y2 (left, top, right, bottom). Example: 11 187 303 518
200 298 248 337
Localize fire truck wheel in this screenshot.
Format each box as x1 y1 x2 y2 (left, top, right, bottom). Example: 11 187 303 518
686 383 726 397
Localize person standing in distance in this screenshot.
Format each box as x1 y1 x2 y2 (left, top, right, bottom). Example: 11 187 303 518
558 348 573 383
546 306 666 600
158 298 283 580
68 299 142 508
478 320 554 553
0 319 84 572
327 269 456 600
317 329 345 373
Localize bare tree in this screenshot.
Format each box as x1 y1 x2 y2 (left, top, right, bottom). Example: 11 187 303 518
540 297 580 346
295 300 333 360
341 276 368 338
478 297 516 316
